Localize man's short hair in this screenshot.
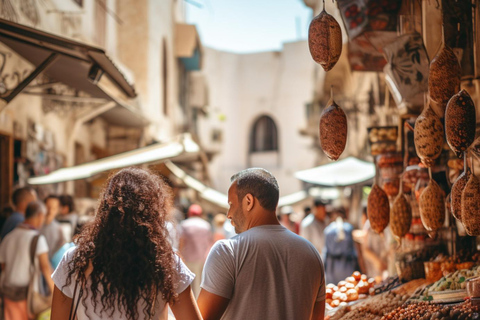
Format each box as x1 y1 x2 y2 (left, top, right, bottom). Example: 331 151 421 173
44 194 58 204
59 195 75 213
230 168 279 212
25 201 46 219
11 187 35 206
314 198 327 208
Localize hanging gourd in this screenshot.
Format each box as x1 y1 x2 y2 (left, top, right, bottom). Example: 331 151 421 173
319 87 347 161
308 0 342 71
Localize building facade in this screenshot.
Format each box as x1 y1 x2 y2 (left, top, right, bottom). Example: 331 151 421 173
0 0 204 209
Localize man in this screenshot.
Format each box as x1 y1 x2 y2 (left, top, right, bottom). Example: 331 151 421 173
323 208 358 284
300 198 329 254
0 201 54 320
40 195 66 260
279 206 299 234
56 195 78 242
179 204 213 297
0 187 37 240
198 168 325 320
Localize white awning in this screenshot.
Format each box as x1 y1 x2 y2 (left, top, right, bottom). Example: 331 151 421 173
295 157 375 187
165 161 229 209
28 134 200 185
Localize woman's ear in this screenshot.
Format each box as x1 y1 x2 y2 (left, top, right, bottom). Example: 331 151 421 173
244 194 254 212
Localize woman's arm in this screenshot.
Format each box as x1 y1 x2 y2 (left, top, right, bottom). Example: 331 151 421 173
50 285 73 320
38 252 54 293
170 285 203 320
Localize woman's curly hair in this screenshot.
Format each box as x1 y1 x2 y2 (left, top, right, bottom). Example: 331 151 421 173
64 167 177 320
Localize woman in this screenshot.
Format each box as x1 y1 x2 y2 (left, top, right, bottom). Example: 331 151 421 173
51 168 202 320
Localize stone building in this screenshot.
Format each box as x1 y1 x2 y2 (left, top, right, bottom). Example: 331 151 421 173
0 0 205 210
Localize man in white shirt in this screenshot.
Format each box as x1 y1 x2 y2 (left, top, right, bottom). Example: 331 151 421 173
198 168 325 320
300 198 329 254
0 201 54 320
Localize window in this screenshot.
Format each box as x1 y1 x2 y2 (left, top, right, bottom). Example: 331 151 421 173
249 115 278 153
162 39 168 115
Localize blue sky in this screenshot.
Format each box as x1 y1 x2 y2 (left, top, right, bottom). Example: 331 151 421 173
186 0 313 54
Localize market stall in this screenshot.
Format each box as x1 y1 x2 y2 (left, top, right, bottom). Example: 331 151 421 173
307 0 480 317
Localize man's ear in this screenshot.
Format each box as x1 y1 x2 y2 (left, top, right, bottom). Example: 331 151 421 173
244 194 254 212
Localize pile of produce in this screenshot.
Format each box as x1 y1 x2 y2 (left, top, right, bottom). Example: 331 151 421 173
427 265 480 294
326 290 409 320
325 271 375 308
381 299 479 320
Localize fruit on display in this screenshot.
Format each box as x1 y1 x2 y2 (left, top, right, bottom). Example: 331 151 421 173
450 170 469 220
445 90 477 158
419 178 445 232
428 45 461 113
390 183 412 239
325 272 375 308
367 184 390 234
381 300 479 320
319 89 347 161
308 6 342 71
461 173 480 236
414 105 444 167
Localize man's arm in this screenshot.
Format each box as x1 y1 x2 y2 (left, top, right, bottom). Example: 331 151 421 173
197 288 230 320
311 300 325 320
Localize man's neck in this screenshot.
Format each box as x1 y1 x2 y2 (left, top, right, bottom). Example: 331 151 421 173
247 212 280 229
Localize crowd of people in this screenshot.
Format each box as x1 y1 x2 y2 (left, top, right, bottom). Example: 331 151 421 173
0 167 390 320
0 188 89 320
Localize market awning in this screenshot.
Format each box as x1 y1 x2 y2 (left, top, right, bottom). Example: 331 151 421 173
165 161 229 209
175 23 202 71
0 18 147 127
28 134 200 185
295 157 375 187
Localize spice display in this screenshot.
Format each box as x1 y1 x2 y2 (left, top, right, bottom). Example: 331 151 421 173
428 266 480 293
419 178 445 232
414 105 444 167
367 184 390 234
327 290 409 320
381 300 479 320
428 45 461 113
445 90 476 158
319 89 347 161
451 169 469 220
308 5 342 71
461 173 480 236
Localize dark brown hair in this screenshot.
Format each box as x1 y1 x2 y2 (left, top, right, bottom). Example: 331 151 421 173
64 167 177 320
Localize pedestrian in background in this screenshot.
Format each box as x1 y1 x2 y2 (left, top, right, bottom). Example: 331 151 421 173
279 206 299 234
40 195 65 261
198 168 325 320
179 204 213 297
0 187 37 240
323 208 358 285
213 214 227 242
51 167 201 320
0 201 53 320
56 195 78 242
300 198 329 255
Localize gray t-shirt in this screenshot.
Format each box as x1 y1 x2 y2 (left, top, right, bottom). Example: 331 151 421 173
201 225 325 320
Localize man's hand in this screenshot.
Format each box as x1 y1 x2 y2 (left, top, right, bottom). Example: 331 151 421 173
197 288 230 320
